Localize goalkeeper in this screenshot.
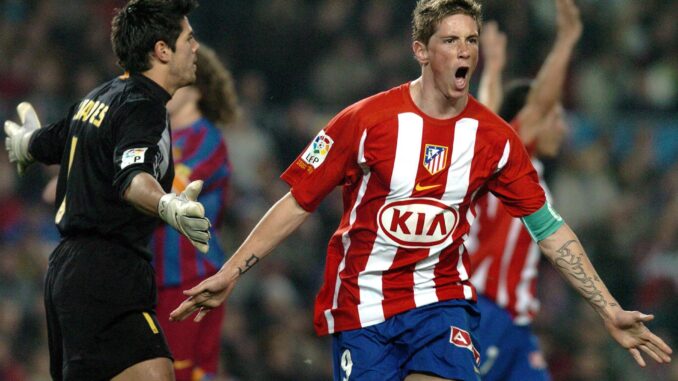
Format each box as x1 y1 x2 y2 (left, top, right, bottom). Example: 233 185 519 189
3 0 206 380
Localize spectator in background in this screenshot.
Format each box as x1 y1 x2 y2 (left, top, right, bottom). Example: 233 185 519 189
467 0 582 379
152 44 238 381
170 1 671 380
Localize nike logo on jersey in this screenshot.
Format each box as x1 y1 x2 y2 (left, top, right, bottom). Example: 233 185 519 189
415 182 441 191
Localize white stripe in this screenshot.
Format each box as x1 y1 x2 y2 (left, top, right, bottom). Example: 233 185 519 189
470 255 491 293
413 249 440 307
497 140 510 171
496 218 522 307
443 118 478 204
463 284 473 299
456 244 468 280
514 241 540 323
412 118 478 306
357 112 422 327
324 130 370 334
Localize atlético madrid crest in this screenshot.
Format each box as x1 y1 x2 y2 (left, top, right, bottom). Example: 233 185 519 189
423 144 448 175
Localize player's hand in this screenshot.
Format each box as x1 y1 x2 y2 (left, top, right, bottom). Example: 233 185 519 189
480 21 507 73
158 180 211 253
556 0 583 44
604 310 673 367
4 102 42 175
169 270 236 322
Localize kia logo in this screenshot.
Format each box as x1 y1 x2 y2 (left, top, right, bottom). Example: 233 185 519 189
377 198 459 248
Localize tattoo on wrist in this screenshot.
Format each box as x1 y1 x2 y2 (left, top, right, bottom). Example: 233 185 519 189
548 240 618 314
238 254 259 275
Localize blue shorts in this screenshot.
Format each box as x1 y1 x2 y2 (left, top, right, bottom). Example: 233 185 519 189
476 295 550 381
332 299 481 381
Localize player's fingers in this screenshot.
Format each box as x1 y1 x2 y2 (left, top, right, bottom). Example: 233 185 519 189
629 347 646 368
169 300 199 321
182 282 210 297
646 331 673 358
644 341 672 363
4 120 21 136
639 344 664 364
17 102 39 129
182 180 204 201
194 306 210 322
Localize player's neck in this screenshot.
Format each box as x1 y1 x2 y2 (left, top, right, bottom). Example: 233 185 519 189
410 77 468 120
141 68 176 96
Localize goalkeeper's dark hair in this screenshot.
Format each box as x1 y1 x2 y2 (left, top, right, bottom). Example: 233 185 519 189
499 79 533 122
194 45 240 127
111 0 198 73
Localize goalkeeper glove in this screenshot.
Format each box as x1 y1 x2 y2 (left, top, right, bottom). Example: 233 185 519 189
4 102 41 175
158 180 211 253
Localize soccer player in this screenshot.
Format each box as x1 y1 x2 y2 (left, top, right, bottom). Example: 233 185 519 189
467 0 584 379
152 44 238 381
171 1 672 380
3 1 209 380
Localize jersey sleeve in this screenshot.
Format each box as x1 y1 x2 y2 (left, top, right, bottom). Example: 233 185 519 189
280 106 362 212
486 131 546 217
28 103 78 165
111 99 170 196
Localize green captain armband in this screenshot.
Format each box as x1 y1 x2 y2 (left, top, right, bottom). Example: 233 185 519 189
520 202 564 242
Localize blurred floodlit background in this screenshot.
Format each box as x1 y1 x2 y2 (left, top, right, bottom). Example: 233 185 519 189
0 1 676 380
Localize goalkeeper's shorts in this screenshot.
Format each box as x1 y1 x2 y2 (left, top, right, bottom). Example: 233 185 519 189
44 235 172 381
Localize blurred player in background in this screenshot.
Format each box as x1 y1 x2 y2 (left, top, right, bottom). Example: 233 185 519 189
467 0 582 379
152 44 238 381
3 1 209 380
170 0 672 380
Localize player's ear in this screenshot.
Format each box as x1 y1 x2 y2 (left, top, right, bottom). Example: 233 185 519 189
153 40 172 64
413 40 429 65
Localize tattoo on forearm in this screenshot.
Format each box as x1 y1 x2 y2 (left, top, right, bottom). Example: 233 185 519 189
238 254 260 275
548 240 618 314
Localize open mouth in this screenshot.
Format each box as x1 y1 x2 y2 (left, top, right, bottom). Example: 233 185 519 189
454 66 469 90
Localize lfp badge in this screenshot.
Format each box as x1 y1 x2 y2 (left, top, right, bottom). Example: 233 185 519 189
302 130 334 169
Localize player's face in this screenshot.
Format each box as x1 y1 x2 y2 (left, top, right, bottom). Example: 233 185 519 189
424 14 479 100
169 17 199 88
536 104 569 158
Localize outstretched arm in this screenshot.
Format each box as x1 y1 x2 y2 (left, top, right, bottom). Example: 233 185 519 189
515 0 582 144
539 224 673 366
478 21 507 113
170 191 311 322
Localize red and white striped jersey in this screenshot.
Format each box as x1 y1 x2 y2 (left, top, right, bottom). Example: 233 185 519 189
281 83 546 335
468 158 550 325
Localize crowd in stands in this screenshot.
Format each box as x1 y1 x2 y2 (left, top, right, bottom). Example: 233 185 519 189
0 1 676 380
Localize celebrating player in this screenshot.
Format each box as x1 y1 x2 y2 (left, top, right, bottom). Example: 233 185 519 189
4 1 207 380
468 0 584 379
170 1 672 380
152 44 237 381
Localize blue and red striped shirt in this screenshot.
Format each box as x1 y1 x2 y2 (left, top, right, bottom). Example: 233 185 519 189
151 117 231 287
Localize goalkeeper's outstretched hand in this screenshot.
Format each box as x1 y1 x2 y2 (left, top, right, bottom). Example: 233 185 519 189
158 180 211 253
4 102 42 175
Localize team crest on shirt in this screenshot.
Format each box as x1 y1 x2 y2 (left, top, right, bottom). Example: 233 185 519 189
301 130 334 169
423 144 448 175
450 326 480 365
377 197 459 248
